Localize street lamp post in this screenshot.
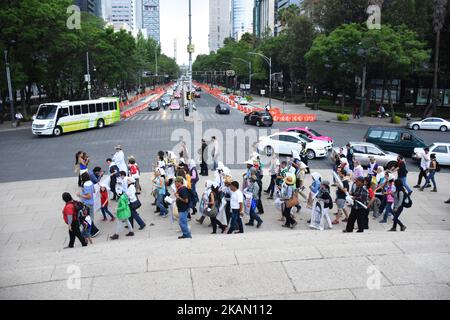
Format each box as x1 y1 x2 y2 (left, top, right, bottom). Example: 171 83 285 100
4 49 15 126
248 52 272 107
86 51 91 100
221 62 233 94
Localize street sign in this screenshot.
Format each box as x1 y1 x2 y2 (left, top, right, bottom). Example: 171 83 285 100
240 84 250 90
84 74 90 82
187 44 195 53
260 90 266 95
226 70 235 77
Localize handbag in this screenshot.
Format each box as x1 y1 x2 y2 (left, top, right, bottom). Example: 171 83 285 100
130 198 142 210
204 205 218 218
286 192 299 208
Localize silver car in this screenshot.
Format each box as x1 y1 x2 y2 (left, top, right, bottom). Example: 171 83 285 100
330 142 399 168
408 118 450 132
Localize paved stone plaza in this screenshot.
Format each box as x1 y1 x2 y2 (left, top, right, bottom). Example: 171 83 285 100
0 170 449 300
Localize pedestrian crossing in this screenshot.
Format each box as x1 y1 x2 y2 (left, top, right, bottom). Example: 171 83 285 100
123 112 224 121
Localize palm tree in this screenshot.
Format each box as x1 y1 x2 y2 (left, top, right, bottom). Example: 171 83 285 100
426 0 448 117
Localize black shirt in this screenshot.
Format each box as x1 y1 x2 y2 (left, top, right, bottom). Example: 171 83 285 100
337 180 349 199
397 161 408 178
176 187 190 212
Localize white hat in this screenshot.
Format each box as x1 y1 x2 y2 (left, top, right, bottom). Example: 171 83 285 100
275 159 281 166
217 161 225 170
245 160 254 165
179 158 185 164
222 167 231 176
127 176 136 184
189 159 196 167
205 180 214 189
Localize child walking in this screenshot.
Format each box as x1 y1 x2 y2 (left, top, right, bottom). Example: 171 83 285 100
100 184 115 221
80 211 94 245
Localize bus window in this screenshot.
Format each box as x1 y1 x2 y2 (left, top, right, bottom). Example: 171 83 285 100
82 104 88 114
103 102 109 111
109 102 116 111
74 105 81 115
96 103 103 112
89 104 96 113
59 107 69 117
69 106 73 116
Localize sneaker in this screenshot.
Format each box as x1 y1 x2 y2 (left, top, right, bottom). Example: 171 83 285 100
388 228 397 232
245 222 254 226
102 218 107 222
139 225 146 230
125 232 134 237
178 235 192 239
379 220 387 223
281 225 290 228
400 226 407 232
425 184 432 188
356 230 364 233
256 221 263 229
332 220 339 225
307 219 311 224
408 191 413 196
111 217 116 222
291 222 298 229
92 230 100 238
109 234 119 240
431 189 437 193
445 199 450 204
342 230 351 233
413 185 421 189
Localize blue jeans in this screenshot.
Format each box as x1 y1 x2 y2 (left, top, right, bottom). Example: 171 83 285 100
128 206 145 228
392 206 405 229
191 183 199 207
248 201 263 225
156 193 167 215
178 211 192 238
400 177 412 194
383 202 394 221
227 209 244 234
101 206 114 219
424 171 437 189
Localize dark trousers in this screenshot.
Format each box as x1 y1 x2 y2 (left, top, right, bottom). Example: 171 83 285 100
128 206 145 228
417 168 428 186
101 206 114 219
345 207 365 232
200 161 208 176
249 206 263 225
256 180 264 213
283 205 296 227
68 220 87 247
392 207 405 229
110 177 117 199
211 216 225 233
225 200 231 224
266 174 276 196
227 209 244 234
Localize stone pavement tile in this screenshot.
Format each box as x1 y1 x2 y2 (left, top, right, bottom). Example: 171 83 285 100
18 239 66 253
147 251 238 272
191 262 295 300
234 246 322 265
406 253 450 283
367 254 441 285
250 289 356 300
420 224 450 231
0 206 27 215
0 232 13 245
0 278 93 300
283 256 389 292
394 239 450 254
0 266 54 288
51 258 147 281
1 220 45 234
351 284 450 300
7 227 54 244
89 269 193 300
315 241 402 258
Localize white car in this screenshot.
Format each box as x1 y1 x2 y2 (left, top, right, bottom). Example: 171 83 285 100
408 118 450 132
414 143 450 165
257 132 328 160
169 100 180 110
296 132 333 151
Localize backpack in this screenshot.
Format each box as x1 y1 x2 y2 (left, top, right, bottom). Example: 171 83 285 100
73 201 90 221
435 161 441 172
180 186 195 209
401 188 413 208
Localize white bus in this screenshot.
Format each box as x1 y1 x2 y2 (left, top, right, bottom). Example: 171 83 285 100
32 98 120 136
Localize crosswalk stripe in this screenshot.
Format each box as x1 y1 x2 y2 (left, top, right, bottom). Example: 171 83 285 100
149 115 155 120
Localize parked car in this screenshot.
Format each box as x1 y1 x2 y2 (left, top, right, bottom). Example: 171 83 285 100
160 94 172 108
174 92 181 99
285 127 333 143
195 87 202 92
239 98 249 106
169 100 180 110
244 111 273 127
330 142 399 169
408 118 450 132
414 143 450 165
364 127 427 157
215 103 230 115
257 132 328 159
194 91 201 98
148 101 159 111
295 132 333 151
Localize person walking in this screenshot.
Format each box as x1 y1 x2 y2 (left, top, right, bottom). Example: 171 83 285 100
244 175 263 229
106 158 120 200
76 172 100 237
227 181 244 234
76 151 89 187
175 177 192 239
209 183 227 234
380 175 396 223
109 191 134 240
420 153 438 192
414 147 430 188
280 176 298 229
100 184 115 221
62 192 87 248
389 179 407 232
343 177 369 233
392 155 412 195
188 159 199 215
332 169 350 225
210 136 220 171
367 179 381 219
367 156 379 180
223 176 233 224
113 145 128 174
199 139 209 176
126 177 145 230
128 156 141 195
346 143 354 171
265 155 279 200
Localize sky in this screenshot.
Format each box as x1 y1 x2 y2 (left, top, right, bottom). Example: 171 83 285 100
160 0 210 66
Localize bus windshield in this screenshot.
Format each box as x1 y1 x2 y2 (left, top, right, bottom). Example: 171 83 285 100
36 105 58 120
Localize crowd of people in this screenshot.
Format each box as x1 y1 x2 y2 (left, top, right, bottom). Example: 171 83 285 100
61 139 447 249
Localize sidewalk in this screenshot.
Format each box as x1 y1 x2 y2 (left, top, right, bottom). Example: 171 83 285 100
0 121 31 133
249 95 410 127
0 169 449 299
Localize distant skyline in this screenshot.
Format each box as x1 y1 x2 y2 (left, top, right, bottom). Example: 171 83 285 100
160 0 211 65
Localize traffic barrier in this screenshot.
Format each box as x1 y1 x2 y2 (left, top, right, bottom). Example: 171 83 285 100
120 91 164 119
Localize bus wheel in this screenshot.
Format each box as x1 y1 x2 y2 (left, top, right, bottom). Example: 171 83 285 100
97 119 105 129
53 126 63 137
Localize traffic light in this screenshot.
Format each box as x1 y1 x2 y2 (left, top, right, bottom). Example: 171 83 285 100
186 92 191 100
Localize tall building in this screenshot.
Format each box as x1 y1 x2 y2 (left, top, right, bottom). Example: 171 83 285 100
209 0 231 52
231 0 254 40
75 0 102 17
275 0 303 35
253 0 275 38
102 0 135 32
141 0 160 42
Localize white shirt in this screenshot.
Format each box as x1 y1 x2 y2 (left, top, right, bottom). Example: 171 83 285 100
126 184 137 203
419 152 431 171
113 150 128 173
230 189 243 210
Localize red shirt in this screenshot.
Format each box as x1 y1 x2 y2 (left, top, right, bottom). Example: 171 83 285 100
368 187 375 200
62 201 76 224
101 190 109 207
129 164 139 175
